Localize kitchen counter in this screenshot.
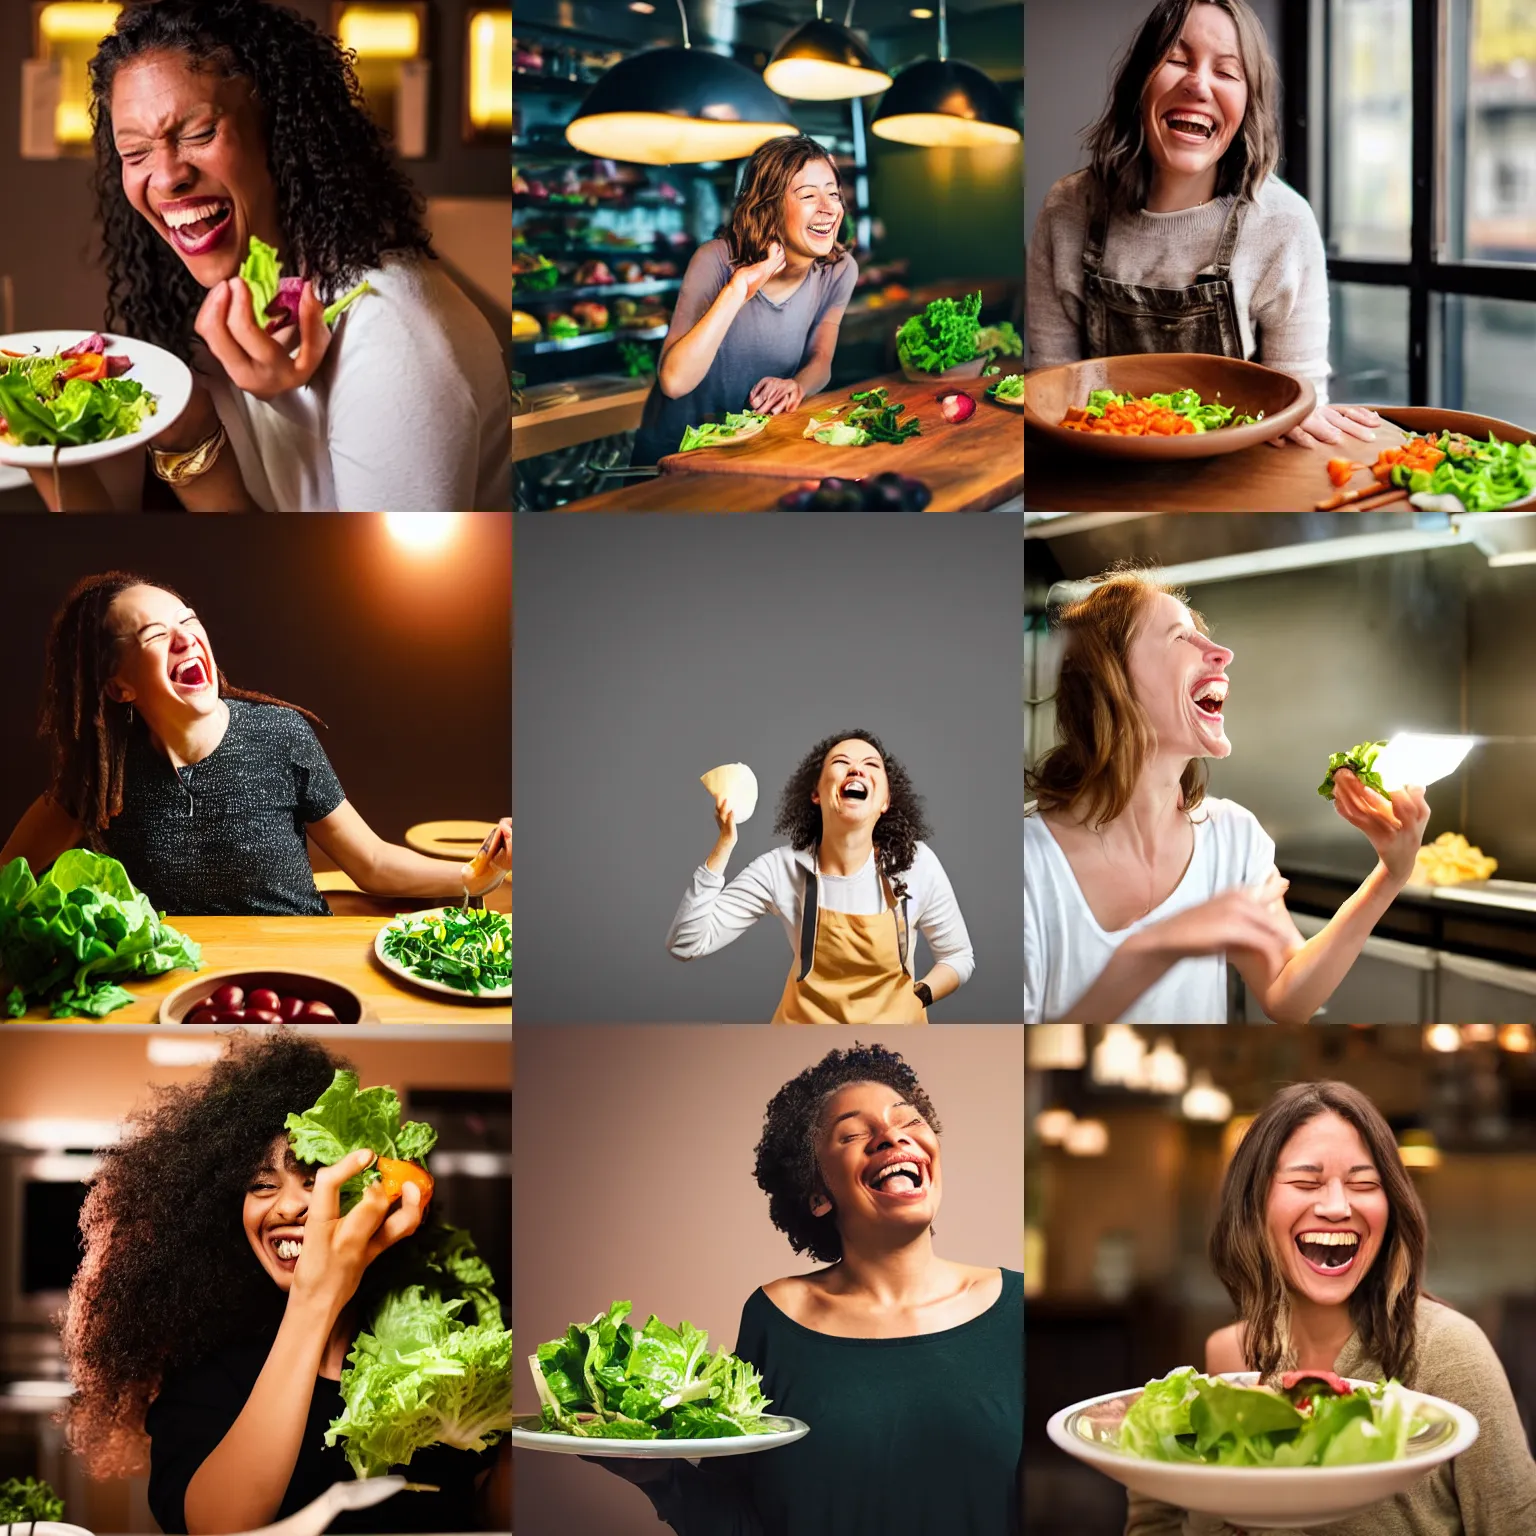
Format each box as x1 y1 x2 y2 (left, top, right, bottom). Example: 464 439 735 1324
4 917 512 1026
513 372 650 462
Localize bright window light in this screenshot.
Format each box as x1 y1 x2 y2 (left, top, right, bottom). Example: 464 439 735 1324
385 512 459 551
468 10 512 131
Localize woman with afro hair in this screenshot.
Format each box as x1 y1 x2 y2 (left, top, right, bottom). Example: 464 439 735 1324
61 1031 511 1532
667 731 974 1022
28 0 509 513
596 1042 1023 1534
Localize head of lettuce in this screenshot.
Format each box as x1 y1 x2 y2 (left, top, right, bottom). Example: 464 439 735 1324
0 851 201 1018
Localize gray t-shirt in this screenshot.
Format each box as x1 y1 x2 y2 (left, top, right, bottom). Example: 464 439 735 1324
634 239 857 464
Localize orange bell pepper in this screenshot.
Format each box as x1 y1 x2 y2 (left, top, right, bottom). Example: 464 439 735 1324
61 353 108 383
376 1157 434 1210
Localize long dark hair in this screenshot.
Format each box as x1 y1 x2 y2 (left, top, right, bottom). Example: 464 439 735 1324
773 729 931 889
1208 1081 1430 1384
1084 0 1282 215
40 572 324 836
88 0 435 358
724 134 848 269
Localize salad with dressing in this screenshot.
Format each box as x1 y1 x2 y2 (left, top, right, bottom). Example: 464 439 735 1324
0 333 157 447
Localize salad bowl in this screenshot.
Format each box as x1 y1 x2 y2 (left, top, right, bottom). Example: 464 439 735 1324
374 907 513 1002
1367 407 1536 510
1047 1373 1478 1529
511 1413 810 1458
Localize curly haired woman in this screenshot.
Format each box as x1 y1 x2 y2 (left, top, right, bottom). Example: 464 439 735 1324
631 134 856 465
667 731 974 1022
61 1031 511 1532
593 1042 1023 1534
30 0 509 513
1128 1081 1536 1533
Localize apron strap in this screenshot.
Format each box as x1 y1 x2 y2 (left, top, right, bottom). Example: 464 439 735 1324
1207 197 1248 277
884 867 913 979
797 862 820 982
1082 178 1110 278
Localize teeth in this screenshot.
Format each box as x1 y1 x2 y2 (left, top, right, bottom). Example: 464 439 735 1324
163 201 228 229
274 1238 303 1260
1298 1231 1359 1247
872 1160 921 1186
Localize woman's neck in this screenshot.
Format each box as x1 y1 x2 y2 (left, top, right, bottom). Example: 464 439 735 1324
1286 1292 1357 1372
817 823 875 877
146 697 230 770
827 1230 945 1307
778 244 814 282
1066 753 1189 857
1145 165 1220 214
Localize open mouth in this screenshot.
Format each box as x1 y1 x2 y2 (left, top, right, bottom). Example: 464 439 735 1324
160 198 234 257
864 1156 928 1198
1191 677 1227 722
1164 111 1217 143
1294 1230 1360 1276
268 1231 304 1270
170 655 211 692
807 219 837 241
840 779 869 803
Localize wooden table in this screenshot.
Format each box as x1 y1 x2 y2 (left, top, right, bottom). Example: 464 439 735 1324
7 917 512 1025
1026 409 1417 512
513 374 650 462
652 372 1024 511
555 471 1022 513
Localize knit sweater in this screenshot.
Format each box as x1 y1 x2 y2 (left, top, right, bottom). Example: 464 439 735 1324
1124 1300 1536 1535
1027 169 1333 404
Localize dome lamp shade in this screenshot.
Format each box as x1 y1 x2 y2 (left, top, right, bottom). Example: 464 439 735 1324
764 11 892 101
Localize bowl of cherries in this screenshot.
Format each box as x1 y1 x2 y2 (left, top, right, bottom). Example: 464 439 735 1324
157 970 370 1024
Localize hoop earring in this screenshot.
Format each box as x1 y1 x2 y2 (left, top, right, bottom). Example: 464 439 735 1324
126 702 134 727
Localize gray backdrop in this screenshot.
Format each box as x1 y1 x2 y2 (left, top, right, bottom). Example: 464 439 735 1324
514 515 1023 1022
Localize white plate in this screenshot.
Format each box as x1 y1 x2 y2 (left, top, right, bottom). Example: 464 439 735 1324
0 1526 94 1536
0 330 192 468
1047 1374 1479 1529
373 907 513 1002
511 1413 809 1458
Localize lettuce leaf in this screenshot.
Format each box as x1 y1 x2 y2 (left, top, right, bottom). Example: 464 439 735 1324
285 1069 437 1210
895 290 982 374
0 1476 64 1521
0 852 200 1018
1319 740 1387 800
239 236 373 331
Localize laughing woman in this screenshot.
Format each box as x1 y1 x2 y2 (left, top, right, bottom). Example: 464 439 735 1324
0 574 510 916
1128 1081 1536 1534
1027 0 1382 451
631 135 857 465
668 731 973 1023
1023 574 1429 1024
30 0 509 512
598 1044 1024 1535
61 1031 510 1532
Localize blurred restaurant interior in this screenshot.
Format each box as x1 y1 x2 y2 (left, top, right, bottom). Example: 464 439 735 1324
1024 1021 1536 1536
0 0 512 511
513 0 1024 507
1026 510 1536 1023
0 1028 512 1532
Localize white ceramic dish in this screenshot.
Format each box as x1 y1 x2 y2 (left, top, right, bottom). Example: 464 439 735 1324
0 330 192 468
1047 1374 1478 1529
511 1412 809 1458
373 908 513 1002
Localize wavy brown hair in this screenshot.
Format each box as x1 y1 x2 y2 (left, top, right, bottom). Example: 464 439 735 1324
40 573 325 838
774 730 931 892
1209 1081 1430 1384
754 1043 942 1264
1025 572 1208 829
1084 0 1282 215
724 134 849 269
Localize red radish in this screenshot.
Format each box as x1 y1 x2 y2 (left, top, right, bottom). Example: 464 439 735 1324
185 1007 219 1025
212 1009 247 1023
279 996 306 1021
298 1000 338 1021
211 983 244 1010
936 391 975 423
248 988 280 1013
245 1009 284 1024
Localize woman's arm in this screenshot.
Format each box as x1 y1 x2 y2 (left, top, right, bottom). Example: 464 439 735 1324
0 794 84 873
305 802 510 899
1026 185 1086 368
26 464 118 511
750 312 845 415
666 806 779 959
152 385 262 512
658 247 786 400
475 1440 512 1526
911 848 974 991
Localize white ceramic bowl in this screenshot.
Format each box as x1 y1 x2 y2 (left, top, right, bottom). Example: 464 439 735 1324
1047 1374 1479 1530
511 1412 809 1458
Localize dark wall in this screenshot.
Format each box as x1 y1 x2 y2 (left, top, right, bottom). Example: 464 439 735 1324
0 0 508 334
0 513 512 850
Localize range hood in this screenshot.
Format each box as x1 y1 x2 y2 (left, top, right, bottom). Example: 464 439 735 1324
1025 511 1536 599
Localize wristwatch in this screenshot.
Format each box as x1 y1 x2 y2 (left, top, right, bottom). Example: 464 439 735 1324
914 981 933 1008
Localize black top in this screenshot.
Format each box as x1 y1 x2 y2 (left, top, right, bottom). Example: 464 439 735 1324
102 699 345 916
145 1332 495 1532
645 1269 1023 1536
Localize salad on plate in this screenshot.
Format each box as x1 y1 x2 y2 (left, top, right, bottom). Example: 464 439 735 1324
0 334 156 448
1062 388 1261 437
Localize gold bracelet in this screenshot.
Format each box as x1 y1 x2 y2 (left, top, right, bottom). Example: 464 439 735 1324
151 421 228 485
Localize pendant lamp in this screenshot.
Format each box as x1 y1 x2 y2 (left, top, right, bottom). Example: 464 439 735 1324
764 1 892 101
565 0 797 165
870 0 1019 148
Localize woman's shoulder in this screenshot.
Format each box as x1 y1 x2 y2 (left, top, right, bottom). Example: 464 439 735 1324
1195 796 1268 836
1246 176 1322 232
1205 1321 1246 1373
227 699 322 749
822 249 858 285
686 238 733 277
1038 169 1095 227
1414 1297 1500 1367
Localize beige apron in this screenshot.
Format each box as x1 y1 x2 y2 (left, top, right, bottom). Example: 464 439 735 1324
772 854 927 1025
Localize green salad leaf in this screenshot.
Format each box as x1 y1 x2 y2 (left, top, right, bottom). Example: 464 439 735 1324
1392 432 1536 512
0 359 155 449
990 374 1025 402
0 1476 64 1521
0 852 201 1018
285 1069 437 1211
239 236 373 331
974 321 1022 359
678 411 768 452
380 908 511 995
531 1300 773 1440
1082 387 1260 432
896 290 983 374
1319 740 1387 801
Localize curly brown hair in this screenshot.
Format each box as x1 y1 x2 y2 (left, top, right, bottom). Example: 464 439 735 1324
773 730 931 891
61 1030 470 1479
753 1043 942 1264
39 572 324 838
724 134 849 269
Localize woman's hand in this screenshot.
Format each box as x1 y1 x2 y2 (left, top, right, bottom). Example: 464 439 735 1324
1270 404 1382 450
195 275 332 401
288 1148 425 1320
463 816 513 897
1130 871 1297 977
1330 769 1429 886
728 242 786 305
749 376 804 415
578 1456 670 1486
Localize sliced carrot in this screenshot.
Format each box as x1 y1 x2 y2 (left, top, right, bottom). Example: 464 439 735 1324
1326 458 1357 487
61 353 107 383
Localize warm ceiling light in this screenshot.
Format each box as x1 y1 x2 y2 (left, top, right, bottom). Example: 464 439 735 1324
385 512 458 550
468 10 512 131
1064 1118 1109 1157
1398 1130 1441 1170
629 1 656 10
910 6 934 16
1425 1024 1462 1053
1091 1023 1146 1088
1500 1023 1534 1054
1034 1108 1076 1145
764 6 892 102
1027 1023 1085 1070
1462 1023 1497 1044
337 6 421 60
37 3 120 42
1181 1070 1233 1124
1144 1036 1188 1095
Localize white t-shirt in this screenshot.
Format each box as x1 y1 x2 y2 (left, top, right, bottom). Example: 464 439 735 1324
207 254 511 511
667 842 975 986
1023 798 1276 1024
